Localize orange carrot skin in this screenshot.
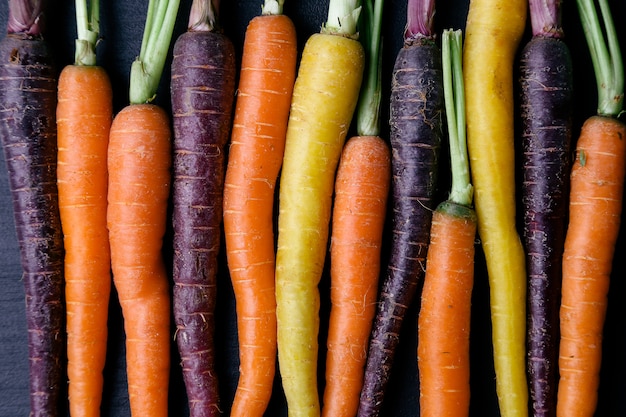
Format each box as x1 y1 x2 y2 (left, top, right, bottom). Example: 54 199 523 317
223 13 297 417
417 201 476 417
107 103 172 417
57 64 113 417
557 115 626 417
322 135 391 417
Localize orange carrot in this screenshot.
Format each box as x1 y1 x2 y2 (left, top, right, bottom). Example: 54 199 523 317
417 203 476 417
557 116 626 416
57 2 113 415
58 65 113 417
322 135 390 417
222 2 297 416
557 1 625 416
417 29 476 417
107 0 179 415
107 104 172 416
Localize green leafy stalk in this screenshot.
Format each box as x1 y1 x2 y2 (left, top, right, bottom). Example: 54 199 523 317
442 29 472 207
129 0 181 104
75 0 99 66
356 0 384 137
576 0 623 117
323 0 362 38
262 0 285 15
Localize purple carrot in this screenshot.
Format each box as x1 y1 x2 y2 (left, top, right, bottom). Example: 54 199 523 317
170 0 236 415
0 1 65 416
357 0 443 415
520 1 573 416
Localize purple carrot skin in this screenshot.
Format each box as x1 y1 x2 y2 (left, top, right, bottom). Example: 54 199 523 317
357 0 443 415
520 1 573 415
170 0 236 415
0 2 65 416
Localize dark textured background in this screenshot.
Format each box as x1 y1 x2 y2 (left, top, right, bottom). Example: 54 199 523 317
0 0 625 416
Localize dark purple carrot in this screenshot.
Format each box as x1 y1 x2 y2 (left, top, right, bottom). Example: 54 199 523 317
519 1 573 416
0 1 65 416
170 0 236 415
357 0 443 415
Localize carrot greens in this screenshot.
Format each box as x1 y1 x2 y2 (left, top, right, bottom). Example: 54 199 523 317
129 0 181 104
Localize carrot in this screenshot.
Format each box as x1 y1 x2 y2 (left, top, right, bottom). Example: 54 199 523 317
170 1 236 415
322 135 390 417
57 1 113 415
557 1 625 416
519 1 573 415
462 0 528 415
417 28 476 417
321 1 390 415
107 0 180 415
0 1 65 415
358 0 443 415
274 0 364 414
222 1 297 415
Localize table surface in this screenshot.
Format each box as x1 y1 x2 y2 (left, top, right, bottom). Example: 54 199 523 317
0 1 625 416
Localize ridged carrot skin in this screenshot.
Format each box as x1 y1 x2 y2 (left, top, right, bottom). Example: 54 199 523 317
107 103 172 417
223 13 297 417
417 202 476 417
57 64 113 417
322 135 391 417
463 0 528 416
275 32 364 417
0 33 65 417
557 116 626 417
519 35 572 417
171 29 236 417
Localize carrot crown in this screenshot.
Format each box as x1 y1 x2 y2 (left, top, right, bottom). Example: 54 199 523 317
129 0 181 104
322 0 362 38
262 0 285 15
74 0 99 66
7 0 45 36
405 0 435 40
576 0 623 117
188 0 220 32
528 0 563 38
442 29 472 207
356 0 384 137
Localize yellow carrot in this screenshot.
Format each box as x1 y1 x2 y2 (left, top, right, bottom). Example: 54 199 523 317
463 1 528 416
274 1 364 415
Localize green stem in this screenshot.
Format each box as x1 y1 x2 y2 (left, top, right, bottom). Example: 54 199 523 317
442 29 472 207
129 0 181 104
322 0 362 38
356 0 384 137
262 0 284 15
576 0 623 117
74 0 99 66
